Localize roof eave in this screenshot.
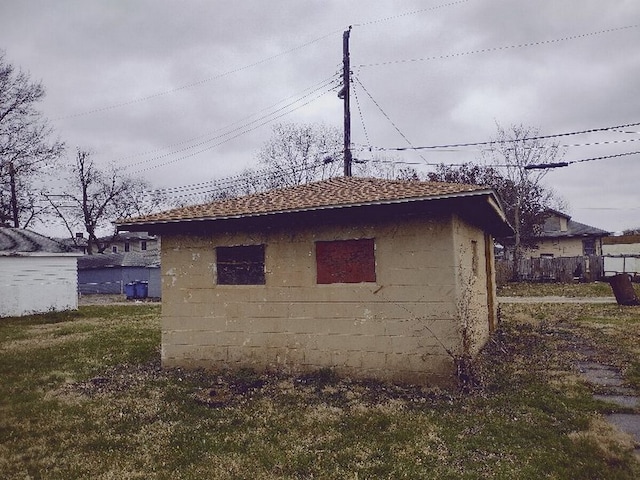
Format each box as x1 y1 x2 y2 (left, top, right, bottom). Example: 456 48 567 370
117 188 503 230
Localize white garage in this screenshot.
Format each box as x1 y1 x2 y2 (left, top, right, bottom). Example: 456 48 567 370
0 227 81 317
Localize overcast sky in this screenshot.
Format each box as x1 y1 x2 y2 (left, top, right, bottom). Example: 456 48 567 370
1 0 639 234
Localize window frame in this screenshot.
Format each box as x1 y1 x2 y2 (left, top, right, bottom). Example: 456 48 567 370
315 238 376 284
216 244 266 286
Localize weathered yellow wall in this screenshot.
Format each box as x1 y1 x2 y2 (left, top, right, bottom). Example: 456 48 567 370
160 214 493 385
452 216 493 357
524 238 590 258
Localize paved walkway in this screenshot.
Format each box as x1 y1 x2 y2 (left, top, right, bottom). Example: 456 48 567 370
498 296 617 304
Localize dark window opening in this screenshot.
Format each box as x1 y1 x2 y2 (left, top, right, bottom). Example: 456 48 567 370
217 245 265 285
124 242 130 252
316 238 376 284
583 238 596 256
112 245 118 253
140 240 147 251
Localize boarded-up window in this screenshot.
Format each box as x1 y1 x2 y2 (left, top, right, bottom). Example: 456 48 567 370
316 239 376 284
217 245 265 285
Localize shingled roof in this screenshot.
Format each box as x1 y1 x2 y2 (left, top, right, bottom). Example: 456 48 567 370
118 176 500 228
77 251 160 270
0 227 78 256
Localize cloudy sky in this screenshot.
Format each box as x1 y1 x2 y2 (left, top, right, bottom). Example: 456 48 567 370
2 0 639 234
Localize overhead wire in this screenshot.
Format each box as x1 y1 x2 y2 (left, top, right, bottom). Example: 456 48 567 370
368 121 640 152
127 77 340 173
117 73 341 163
356 24 639 68
53 1 471 121
142 151 343 201
351 77 372 152
352 75 429 164
54 30 343 121
352 0 469 27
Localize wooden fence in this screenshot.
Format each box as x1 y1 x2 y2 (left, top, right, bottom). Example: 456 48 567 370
496 255 604 285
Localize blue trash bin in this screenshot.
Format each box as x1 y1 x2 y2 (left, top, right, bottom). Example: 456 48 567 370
124 282 136 299
134 281 148 299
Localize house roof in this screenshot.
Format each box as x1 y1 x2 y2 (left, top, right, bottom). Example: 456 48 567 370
118 176 511 235
0 227 79 256
77 251 160 270
108 231 157 241
539 210 609 239
541 218 610 239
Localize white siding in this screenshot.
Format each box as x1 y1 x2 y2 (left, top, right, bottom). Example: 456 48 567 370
0 256 78 317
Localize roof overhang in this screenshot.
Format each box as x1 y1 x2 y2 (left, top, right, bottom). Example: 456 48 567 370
0 252 83 258
118 188 513 237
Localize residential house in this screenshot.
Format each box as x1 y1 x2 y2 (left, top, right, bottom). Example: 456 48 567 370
77 250 161 297
117 177 512 385
105 231 159 254
510 209 609 259
57 231 159 255
0 227 81 317
57 232 89 254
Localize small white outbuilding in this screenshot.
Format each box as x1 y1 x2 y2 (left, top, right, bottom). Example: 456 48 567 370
0 227 81 317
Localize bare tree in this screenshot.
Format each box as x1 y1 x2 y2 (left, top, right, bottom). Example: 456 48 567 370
353 154 420 181
46 149 157 254
485 124 566 278
0 51 65 228
258 122 342 188
428 124 566 279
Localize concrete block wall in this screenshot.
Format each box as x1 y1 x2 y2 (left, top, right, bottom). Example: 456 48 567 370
160 215 492 385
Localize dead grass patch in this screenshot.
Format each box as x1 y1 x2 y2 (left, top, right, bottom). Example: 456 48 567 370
2 302 640 478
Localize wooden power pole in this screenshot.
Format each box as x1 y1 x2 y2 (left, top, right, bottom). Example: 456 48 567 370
341 26 352 176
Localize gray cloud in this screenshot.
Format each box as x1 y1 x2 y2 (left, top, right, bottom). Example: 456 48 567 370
1 0 638 233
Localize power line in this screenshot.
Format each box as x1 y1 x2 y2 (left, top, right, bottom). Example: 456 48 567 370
356 24 639 68
351 72 372 150
369 121 640 152
128 82 339 174
537 150 640 169
146 154 343 201
352 76 429 164
352 0 469 27
54 31 342 121
52 2 473 122
117 74 341 163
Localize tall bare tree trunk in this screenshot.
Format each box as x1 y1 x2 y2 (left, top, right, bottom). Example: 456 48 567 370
8 161 19 228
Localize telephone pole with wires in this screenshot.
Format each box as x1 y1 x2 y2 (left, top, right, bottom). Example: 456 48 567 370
339 26 353 176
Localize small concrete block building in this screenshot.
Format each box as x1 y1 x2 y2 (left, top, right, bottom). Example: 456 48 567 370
117 177 512 385
0 227 81 317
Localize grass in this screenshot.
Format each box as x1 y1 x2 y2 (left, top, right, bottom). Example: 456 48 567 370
1 297 640 478
497 280 640 297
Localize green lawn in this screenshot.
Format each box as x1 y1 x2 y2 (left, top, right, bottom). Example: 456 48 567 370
497 280 637 297
1 300 639 479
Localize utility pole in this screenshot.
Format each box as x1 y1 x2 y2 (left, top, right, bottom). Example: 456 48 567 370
341 26 352 176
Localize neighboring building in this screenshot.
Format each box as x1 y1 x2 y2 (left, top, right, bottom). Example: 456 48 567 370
105 231 159 254
0 227 81 317
117 177 512 385
57 232 89 254
509 210 609 259
77 251 161 297
602 234 640 278
57 231 159 255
